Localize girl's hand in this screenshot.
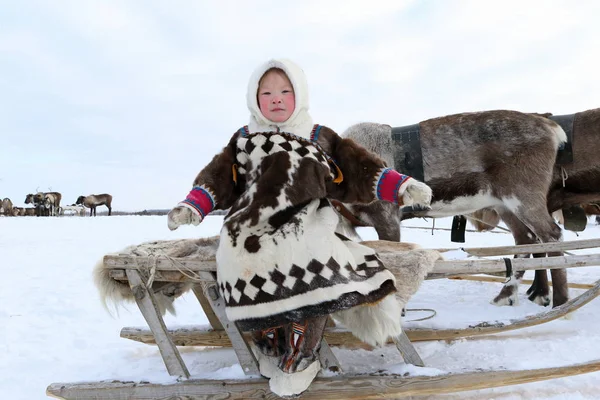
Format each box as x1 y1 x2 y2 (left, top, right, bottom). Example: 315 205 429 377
167 205 202 231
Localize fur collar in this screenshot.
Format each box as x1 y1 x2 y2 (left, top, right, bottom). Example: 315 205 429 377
246 58 314 139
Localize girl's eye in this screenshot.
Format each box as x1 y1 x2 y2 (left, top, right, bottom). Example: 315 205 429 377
261 92 271 96
282 90 292 94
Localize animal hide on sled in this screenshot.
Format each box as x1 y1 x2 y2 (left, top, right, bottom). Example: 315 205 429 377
93 236 219 316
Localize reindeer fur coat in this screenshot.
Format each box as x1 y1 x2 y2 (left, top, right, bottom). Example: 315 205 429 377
176 59 416 344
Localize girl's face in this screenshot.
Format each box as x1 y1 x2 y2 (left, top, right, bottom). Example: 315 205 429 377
258 70 295 123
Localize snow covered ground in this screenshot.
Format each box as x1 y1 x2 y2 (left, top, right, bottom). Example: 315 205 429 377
2 214 600 399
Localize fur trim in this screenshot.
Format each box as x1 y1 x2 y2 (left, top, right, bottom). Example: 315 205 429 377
246 58 314 139
332 294 402 347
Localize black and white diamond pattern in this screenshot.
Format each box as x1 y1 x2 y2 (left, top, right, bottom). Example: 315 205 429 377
220 254 386 307
235 133 329 174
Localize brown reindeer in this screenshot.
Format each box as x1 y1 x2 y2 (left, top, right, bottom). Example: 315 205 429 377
342 109 570 308
33 192 61 216
25 192 61 216
76 194 113 216
25 193 48 217
461 108 600 306
0 198 13 216
23 207 37 216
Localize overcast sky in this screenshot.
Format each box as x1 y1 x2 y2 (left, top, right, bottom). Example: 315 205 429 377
2 0 599 211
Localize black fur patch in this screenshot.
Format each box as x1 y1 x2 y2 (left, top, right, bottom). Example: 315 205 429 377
244 235 261 253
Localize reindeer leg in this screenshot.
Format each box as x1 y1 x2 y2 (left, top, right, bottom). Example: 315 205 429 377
511 201 566 308
491 209 532 307
527 268 550 306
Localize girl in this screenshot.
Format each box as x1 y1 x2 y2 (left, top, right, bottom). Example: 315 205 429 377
168 58 432 377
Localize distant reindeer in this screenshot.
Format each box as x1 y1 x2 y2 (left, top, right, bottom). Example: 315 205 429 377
26 191 62 216
23 207 37 216
0 198 13 216
76 194 113 216
60 204 86 217
24 193 46 216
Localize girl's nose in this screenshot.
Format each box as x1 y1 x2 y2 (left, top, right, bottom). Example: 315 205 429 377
272 96 282 103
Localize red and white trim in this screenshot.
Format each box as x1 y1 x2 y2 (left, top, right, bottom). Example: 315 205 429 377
373 168 411 205
178 185 216 218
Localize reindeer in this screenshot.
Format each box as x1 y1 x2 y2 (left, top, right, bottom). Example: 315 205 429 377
0 198 13 216
76 194 113 216
459 108 600 305
341 109 570 309
23 207 37 216
25 193 47 216
26 191 62 216
59 204 86 217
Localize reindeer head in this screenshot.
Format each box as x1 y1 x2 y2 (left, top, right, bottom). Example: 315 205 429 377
25 194 34 204
75 196 86 205
33 192 45 204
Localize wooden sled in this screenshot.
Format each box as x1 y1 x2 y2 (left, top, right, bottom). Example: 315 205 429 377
47 238 600 399
118 238 600 346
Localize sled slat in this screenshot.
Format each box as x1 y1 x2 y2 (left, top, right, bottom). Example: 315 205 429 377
441 237 600 257
120 278 600 347
421 253 600 279
318 339 342 373
393 331 424 367
202 283 260 376
125 269 190 378
192 283 223 330
105 252 600 279
46 358 600 400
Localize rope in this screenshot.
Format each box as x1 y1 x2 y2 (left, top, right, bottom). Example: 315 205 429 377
161 253 208 282
403 308 437 322
463 214 511 233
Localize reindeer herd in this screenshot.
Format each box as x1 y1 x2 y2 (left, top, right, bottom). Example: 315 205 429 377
0 191 113 217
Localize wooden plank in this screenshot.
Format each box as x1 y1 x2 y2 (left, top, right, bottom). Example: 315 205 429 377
418 253 600 280
192 283 223 330
202 284 260 376
125 270 190 378
439 238 600 257
104 252 600 280
318 339 342 373
449 275 595 290
120 279 600 346
46 358 600 400
393 331 424 367
104 254 215 273
109 269 192 282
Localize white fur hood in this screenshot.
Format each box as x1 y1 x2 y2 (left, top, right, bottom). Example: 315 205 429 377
246 58 314 139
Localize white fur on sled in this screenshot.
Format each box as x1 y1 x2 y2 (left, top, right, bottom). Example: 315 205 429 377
93 236 219 316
